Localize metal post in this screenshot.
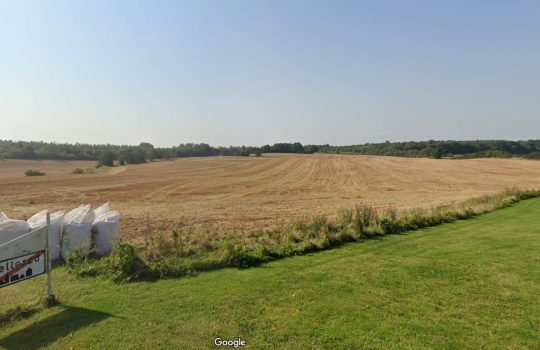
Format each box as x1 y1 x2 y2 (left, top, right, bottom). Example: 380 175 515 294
46 212 54 302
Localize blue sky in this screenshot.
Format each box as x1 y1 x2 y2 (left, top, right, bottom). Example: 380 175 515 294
1 0 539 146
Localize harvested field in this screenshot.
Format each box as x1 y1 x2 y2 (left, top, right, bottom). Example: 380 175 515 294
1 154 540 240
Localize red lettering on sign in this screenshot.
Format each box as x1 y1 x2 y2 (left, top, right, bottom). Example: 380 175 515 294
0 251 44 283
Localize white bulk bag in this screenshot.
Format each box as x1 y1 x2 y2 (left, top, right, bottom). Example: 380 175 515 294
0 213 30 245
93 202 111 219
0 212 9 222
62 205 94 259
61 223 92 259
65 204 95 224
27 210 65 261
92 211 120 255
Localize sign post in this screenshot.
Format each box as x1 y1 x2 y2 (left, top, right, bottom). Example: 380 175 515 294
45 212 55 304
0 213 56 305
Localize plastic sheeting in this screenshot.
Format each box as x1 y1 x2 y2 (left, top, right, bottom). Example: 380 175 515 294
27 210 65 260
92 203 120 255
93 202 110 220
2 203 120 260
65 204 95 224
61 223 92 259
0 212 9 222
0 212 31 245
0 226 47 257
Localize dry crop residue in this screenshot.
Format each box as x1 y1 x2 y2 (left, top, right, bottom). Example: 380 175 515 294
1 154 540 240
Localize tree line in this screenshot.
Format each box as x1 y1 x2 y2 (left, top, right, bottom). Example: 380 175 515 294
2 139 540 164
315 140 540 159
0 140 317 165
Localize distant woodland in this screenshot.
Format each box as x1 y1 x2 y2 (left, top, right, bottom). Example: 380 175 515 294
1 139 540 164
316 140 540 159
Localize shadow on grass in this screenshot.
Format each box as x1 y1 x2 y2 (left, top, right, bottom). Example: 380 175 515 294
0 306 114 350
0 306 40 327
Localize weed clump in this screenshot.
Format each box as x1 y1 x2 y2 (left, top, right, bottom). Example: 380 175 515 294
24 169 45 176
69 242 159 282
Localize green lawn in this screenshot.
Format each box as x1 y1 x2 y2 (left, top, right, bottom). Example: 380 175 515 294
1 199 540 349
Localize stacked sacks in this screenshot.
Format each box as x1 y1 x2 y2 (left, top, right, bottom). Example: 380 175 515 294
0 212 30 245
92 202 120 255
61 204 95 259
1 203 121 259
27 210 64 260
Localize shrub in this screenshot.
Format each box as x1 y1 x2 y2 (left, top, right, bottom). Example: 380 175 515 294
72 168 84 174
221 242 262 268
352 203 379 237
69 242 159 282
107 242 157 281
98 149 115 167
24 169 45 176
118 147 147 165
453 150 512 159
526 151 540 160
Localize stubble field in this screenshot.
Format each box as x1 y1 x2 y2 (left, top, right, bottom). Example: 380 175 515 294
1 154 540 241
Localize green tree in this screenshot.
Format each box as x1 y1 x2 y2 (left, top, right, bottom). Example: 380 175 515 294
292 142 305 153
138 142 155 160
22 145 36 159
98 149 115 167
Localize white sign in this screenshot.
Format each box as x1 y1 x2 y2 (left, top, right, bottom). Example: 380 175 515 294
0 250 45 288
0 226 48 289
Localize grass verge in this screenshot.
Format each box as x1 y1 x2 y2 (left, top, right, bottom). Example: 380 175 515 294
1 197 539 348
68 188 540 282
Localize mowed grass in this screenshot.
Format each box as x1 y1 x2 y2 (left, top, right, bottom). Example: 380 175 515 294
1 199 540 349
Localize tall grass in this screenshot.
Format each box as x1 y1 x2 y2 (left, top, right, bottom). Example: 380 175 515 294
70 188 540 282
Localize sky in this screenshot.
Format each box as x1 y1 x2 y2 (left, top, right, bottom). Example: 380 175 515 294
1 0 539 147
